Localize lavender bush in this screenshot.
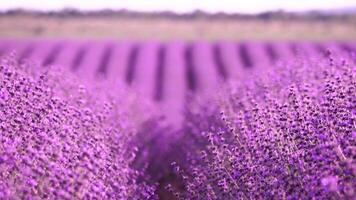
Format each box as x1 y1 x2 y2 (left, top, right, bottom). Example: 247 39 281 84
0 57 157 199
172 54 355 199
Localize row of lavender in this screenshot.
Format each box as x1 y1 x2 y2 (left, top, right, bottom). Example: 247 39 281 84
169 50 356 200
0 56 159 199
0 39 355 125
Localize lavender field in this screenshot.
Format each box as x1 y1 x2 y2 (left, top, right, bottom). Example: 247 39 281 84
0 10 356 200
1 39 355 125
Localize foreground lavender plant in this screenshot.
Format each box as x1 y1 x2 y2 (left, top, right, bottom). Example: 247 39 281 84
0 57 157 199
174 55 355 199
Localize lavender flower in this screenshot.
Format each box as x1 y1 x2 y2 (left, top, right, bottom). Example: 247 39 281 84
0 57 157 199
174 54 355 199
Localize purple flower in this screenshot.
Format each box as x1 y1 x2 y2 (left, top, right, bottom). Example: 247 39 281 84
173 54 356 199
0 57 157 199
321 176 338 192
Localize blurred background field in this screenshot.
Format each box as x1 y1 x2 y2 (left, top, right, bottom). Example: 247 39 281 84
0 8 356 128
1 11 356 41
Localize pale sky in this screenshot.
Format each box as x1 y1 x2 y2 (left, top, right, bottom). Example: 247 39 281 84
1 0 356 14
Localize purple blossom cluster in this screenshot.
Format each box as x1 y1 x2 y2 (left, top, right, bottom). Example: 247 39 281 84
172 55 355 199
0 57 157 199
